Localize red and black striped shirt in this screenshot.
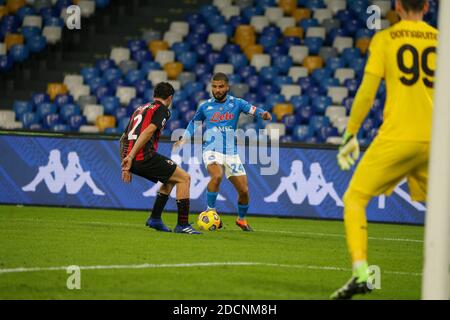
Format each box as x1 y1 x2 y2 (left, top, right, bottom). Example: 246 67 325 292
122 101 170 161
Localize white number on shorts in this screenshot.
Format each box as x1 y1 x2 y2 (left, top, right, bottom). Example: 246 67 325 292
128 114 143 141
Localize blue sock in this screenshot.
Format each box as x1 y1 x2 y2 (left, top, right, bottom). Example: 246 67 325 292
238 204 249 220
207 191 218 210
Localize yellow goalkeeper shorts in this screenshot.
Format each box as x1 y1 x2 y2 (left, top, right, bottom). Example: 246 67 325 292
347 138 429 202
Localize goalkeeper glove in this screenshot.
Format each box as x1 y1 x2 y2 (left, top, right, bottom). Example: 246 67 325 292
337 131 360 171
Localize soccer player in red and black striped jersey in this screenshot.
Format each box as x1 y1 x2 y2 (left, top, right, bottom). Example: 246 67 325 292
120 82 200 234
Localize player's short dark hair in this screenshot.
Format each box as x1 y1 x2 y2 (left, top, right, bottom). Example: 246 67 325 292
400 0 427 12
153 82 175 99
211 72 229 83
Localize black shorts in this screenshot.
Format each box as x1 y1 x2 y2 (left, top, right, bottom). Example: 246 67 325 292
131 153 177 184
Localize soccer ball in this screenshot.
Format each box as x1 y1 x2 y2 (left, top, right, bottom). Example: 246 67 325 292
197 211 221 231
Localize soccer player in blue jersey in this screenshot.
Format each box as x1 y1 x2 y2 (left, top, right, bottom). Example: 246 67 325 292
174 73 272 231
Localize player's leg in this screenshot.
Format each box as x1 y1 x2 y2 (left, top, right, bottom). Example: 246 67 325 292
225 155 252 231
145 182 175 232
331 139 424 299
206 163 223 211
166 166 201 234
203 151 225 211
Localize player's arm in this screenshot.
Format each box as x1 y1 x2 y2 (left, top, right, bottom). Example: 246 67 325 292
239 99 272 120
337 73 381 170
174 105 205 149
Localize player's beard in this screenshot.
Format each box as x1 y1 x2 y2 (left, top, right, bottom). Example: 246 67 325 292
213 90 228 102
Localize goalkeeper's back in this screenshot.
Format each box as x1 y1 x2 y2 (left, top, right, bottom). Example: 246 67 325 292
365 19 438 142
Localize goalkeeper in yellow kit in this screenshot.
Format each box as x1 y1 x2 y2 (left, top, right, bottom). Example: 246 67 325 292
331 0 437 299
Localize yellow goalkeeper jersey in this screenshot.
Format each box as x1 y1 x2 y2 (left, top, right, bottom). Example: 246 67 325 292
365 20 438 142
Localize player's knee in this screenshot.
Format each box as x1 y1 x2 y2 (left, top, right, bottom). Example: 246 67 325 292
210 174 222 186
238 187 249 198
343 189 370 210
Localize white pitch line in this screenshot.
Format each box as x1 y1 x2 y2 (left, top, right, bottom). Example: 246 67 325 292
0 261 421 277
1 218 424 243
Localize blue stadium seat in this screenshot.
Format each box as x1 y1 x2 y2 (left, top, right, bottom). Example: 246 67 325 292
0 55 13 72
300 18 319 31
320 77 340 91
206 52 226 66
51 124 70 132
125 69 145 86
96 59 116 73
43 113 61 129
336 9 355 24
273 75 293 90
304 37 323 55
310 115 331 134
192 90 210 104
247 74 263 93
262 25 282 39
343 97 354 113
134 79 151 98
326 28 348 46
31 93 50 107
114 107 128 121
290 95 310 111
54 94 74 108
21 112 39 129
184 82 204 96
103 68 122 84
355 28 375 40
342 48 362 65
265 94 285 108
242 6 264 21
87 77 107 92
13 101 33 120
297 77 313 91
343 19 362 37
172 42 191 59
257 84 277 100
366 128 378 140
195 43 213 60
96 86 114 101
260 66 280 84
255 0 276 8
168 119 183 132
306 85 323 99
126 97 145 115
60 104 81 122
259 34 278 51
312 96 332 115
306 0 325 9
243 92 262 104
187 13 205 28
296 105 313 124
282 114 297 134
21 26 41 41
273 55 293 75
27 35 47 54
317 126 339 142
127 40 147 53
312 68 332 84
100 96 120 115
132 49 152 64
269 45 288 61
37 103 57 120
81 67 100 83
118 117 129 132
282 37 301 51
229 15 249 29
349 57 367 76
140 61 161 74
39 7 58 20
206 14 225 29
344 78 360 96
221 43 241 59
176 100 194 114
178 52 198 71
200 5 219 18
44 17 64 27
326 57 345 73
17 6 36 22
238 65 257 80
293 125 314 141
9 44 29 63
229 53 248 70
214 24 233 37
228 74 242 85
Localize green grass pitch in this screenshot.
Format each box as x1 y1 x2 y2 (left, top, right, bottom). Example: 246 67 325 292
0 205 423 300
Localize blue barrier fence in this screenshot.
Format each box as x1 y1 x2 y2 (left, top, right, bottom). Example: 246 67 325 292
0 133 425 224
